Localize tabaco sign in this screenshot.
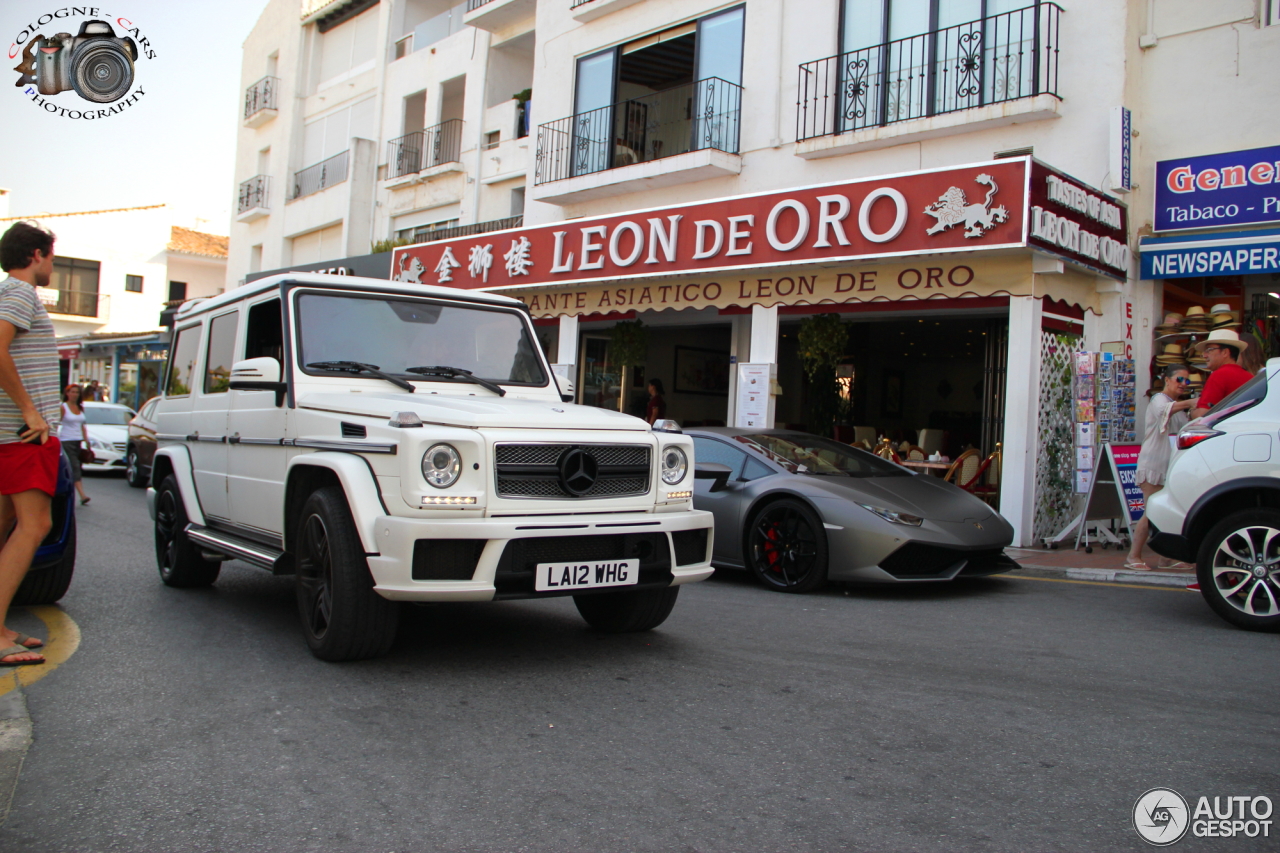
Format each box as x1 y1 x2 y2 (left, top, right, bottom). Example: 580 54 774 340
1027 161 1130 278
390 157 1129 290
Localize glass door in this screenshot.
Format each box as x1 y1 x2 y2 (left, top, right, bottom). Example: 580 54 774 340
572 49 616 177
693 6 744 152
578 336 623 412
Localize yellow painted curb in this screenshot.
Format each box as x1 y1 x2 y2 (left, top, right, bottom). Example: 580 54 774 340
0 607 81 698
994 573 1193 592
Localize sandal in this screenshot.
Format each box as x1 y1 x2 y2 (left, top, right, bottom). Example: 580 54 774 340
1122 559 1152 571
1157 561 1195 571
80 497 90 505
11 632 43 649
0 643 44 667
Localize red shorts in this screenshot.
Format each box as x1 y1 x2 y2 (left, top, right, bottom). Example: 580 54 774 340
0 437 62 496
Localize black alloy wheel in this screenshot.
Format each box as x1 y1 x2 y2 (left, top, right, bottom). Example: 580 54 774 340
293 487 399 661
153 476 220 588
1196 509 1280 632
746 499 828 593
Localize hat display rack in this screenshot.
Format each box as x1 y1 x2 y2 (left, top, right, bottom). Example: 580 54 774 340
1151 301 1241 394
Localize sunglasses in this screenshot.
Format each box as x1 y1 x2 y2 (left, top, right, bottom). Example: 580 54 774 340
1174 377 1192 385
1203 345 1226 354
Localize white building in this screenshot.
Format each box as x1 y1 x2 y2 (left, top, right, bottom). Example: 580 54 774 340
228 0 1280 545
0 201 227 408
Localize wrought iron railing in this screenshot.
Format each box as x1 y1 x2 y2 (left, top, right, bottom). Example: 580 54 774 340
796 3 1060 142
570 0 595 7
536 77 742 186
386 120 464 179
53 290 100 317
244 76 279 120
403 216 524 245
466 0 495 10
290 150 349 200
237 175 270 214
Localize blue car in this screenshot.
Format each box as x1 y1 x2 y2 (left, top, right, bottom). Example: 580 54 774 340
17 448 77 605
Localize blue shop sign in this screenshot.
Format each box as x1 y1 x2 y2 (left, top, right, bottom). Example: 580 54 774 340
1140 227 1280 279
1154 144 1280 232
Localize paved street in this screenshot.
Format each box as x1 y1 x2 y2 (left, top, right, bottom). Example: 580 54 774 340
1 474 1276 852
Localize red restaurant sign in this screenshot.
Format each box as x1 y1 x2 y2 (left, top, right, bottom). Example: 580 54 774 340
390 157 1129 289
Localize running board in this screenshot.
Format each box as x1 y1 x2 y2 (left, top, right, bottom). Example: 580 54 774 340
185 525 294 575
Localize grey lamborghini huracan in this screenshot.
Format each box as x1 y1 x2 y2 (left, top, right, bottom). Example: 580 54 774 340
689 428 1018 592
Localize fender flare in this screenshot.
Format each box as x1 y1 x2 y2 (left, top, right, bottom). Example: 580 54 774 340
285 452 387 555
152 445 205 527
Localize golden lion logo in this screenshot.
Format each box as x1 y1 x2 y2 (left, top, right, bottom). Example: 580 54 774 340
924 174 1010 238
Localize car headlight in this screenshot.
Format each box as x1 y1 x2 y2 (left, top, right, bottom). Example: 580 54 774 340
858 504 923 526
422 444 461 488
660 446 688 485
89 437 111 451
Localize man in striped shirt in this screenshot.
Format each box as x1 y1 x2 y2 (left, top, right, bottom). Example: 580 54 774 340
0 221 63 666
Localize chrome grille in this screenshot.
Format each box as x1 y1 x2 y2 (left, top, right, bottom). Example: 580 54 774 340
112 441 127 452
494 443 651 499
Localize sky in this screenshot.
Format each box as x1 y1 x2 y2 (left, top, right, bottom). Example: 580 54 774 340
0 0 271 235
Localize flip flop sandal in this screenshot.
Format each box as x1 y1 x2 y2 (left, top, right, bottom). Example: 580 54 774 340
0 643 44 667
1122 560 1153 571
11 633 43 649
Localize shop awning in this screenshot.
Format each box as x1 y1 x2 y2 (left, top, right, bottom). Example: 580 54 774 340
1140 227 1280 279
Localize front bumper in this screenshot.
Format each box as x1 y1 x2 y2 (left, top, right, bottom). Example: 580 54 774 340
367 508 715 601
821 510 1017 583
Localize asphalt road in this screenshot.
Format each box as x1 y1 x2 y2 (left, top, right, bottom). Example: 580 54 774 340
2 475 1277 852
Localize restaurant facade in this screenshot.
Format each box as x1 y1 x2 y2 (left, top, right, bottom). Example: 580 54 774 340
392 155 1132 546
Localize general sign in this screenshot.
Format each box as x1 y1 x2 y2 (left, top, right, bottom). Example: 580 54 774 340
1154 144 1280 232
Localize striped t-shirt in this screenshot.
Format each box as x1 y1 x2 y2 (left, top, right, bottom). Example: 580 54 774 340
0 276 61 443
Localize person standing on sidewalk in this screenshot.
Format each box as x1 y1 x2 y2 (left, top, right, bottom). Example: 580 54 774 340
1190 330 1252 419
1125 364 1195 571
58 383 90 505
0 222 63 666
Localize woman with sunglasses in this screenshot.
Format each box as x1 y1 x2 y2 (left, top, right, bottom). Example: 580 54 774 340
1125 364 1195 571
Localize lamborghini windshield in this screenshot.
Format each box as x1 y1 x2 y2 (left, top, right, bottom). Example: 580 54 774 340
295 292 548 386
735 433 910 478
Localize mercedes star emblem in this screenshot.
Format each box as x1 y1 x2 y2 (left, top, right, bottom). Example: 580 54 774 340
558 447 599 496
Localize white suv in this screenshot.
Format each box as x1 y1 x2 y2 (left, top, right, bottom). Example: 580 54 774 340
148 274 713 660
1147 358 1280 632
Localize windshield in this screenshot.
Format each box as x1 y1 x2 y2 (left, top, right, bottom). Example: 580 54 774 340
734 433 909 477
295 292 548 386
84 406 135 425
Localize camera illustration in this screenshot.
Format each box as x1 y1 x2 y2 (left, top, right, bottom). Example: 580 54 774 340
22 20 137 104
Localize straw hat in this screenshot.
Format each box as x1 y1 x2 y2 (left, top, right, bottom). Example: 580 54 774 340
1185 305 1207 317
1191 328 1248 354
1209 303 1232 314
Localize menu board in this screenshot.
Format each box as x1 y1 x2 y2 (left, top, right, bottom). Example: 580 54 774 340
735 364 771 429
1073 351 1137 493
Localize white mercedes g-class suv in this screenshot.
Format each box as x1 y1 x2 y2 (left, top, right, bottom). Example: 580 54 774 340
147 274 713 660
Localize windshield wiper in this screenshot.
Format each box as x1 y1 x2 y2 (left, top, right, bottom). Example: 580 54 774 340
306 361 415 393
405 365 506 397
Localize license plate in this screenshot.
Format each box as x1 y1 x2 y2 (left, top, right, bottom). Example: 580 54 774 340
535 559 639 591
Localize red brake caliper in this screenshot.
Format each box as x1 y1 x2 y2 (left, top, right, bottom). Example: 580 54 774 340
763 523 781 571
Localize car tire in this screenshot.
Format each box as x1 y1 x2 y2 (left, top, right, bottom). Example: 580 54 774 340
14 516 76 606
1196 509 1280 633
125 448 147 488
294 486 399 661
154 476 221 588
745 499 829 593
573 586 680 633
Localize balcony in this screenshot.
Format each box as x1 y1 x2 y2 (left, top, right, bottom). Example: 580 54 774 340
533 77 742 203
570 0 645 23
795 3 1061 158
403 216 524 246
48 290 103 319
290 150 349 201
244 76 279 127
385 120 464 186
463 0 535 34
236 175 271 222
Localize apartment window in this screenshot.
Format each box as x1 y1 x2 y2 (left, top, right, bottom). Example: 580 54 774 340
125 274 143 293
291 223 344 266
411 2 467 51
168 281 187 302
485 131 501 149
511 187 526 217
249 244 263 273
49 256 100 317
316 5 378 89
403 90 427 135
302 97 376 166
1268 0 1280 26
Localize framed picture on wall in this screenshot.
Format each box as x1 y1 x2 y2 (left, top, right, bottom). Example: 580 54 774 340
674 347 730 396
881 369 904 417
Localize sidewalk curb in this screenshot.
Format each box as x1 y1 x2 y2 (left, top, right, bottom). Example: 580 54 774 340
0 684 32 828
1011 564 1196 588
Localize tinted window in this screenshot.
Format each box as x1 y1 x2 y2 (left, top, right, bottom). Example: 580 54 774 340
741 457 774 481
204 312 238 394
735 432 909 478
692 436 746 477
245 299 283 364
296 293 547 385
165 325 201 396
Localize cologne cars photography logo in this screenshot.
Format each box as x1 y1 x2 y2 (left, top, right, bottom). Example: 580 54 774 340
10 7 154 118
1133 788 1190 846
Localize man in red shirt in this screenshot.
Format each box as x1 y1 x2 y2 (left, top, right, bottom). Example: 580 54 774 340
1191 330 1253 419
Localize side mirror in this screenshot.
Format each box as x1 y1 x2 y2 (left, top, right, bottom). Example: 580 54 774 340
228 357 286 406
553 372 575 403
694 462 732 492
